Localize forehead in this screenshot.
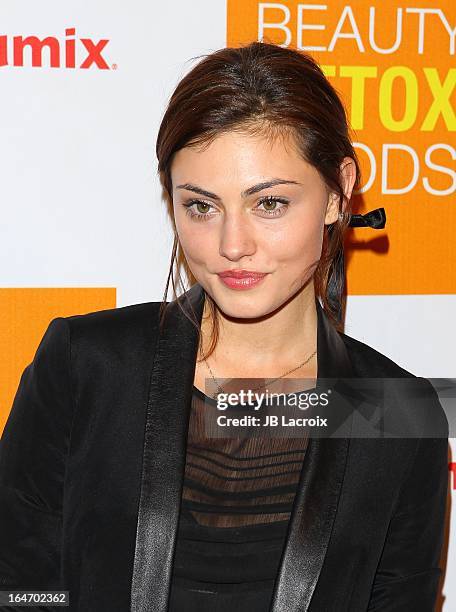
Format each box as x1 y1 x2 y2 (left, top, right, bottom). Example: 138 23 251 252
170 130 320 189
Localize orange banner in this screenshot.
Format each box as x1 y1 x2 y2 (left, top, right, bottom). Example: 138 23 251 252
227 0 456 294
0 288 116 435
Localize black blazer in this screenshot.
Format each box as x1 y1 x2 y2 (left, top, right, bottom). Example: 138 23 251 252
0 282 449 611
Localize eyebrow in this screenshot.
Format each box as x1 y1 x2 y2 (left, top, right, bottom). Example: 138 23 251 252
176 178 301 200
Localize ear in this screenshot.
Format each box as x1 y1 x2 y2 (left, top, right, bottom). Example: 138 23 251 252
324 192 340 225
324 157 357 225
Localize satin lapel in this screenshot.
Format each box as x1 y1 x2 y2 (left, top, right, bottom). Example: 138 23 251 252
269 297 355 612
130 283 205 612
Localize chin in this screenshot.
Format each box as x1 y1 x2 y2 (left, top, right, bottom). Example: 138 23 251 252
215 295 278 321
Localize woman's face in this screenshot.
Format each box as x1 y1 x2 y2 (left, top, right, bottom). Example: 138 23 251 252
171 130 347 319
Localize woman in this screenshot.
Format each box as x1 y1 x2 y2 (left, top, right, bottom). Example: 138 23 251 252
0 41 449 612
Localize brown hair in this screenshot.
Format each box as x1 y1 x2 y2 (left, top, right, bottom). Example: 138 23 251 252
155 40 361 361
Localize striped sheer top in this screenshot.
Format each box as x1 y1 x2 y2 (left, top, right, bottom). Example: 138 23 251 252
171 382 313 586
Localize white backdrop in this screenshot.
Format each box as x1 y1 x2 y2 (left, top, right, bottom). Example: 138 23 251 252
1 1 454 608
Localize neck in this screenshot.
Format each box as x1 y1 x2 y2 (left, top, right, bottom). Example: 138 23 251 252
199 279 318 375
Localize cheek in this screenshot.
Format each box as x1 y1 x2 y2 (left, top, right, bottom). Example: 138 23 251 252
264 218 324 264
177 225 217 265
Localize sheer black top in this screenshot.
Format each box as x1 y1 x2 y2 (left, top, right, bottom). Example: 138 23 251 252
169 383 313 611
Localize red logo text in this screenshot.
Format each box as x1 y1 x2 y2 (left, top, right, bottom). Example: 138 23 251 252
0 27 111 69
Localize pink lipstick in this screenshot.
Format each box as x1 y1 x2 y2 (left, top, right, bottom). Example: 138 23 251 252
217 269 268 290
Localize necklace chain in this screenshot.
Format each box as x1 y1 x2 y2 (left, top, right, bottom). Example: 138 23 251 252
203 348 317 399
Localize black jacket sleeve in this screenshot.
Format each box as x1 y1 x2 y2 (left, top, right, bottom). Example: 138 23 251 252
0 317 74 596
367 378 449 611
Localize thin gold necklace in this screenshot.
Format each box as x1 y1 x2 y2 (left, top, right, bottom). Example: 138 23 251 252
203 349 317 399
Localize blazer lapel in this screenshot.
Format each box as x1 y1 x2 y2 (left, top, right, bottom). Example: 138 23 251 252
130 283 204 611
269 299 354 611
130 283 355 612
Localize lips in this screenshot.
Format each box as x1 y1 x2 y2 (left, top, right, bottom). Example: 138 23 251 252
217 270 267 279
217 270 268 291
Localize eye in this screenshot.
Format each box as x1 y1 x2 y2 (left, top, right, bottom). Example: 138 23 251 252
182 199 217 221
255 195 290 217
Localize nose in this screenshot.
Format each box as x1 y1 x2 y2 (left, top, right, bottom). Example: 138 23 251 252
218 213 257 261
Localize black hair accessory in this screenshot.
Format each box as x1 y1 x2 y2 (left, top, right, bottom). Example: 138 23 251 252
327 207 386 324
347 207 386 228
